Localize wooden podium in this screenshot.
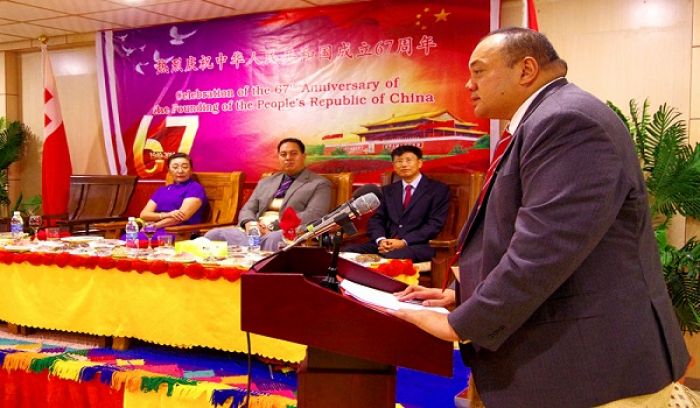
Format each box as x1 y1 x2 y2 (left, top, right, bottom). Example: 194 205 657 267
241 247 452 407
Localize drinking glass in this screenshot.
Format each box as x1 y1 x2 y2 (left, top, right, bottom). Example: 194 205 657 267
143 223 157 251
157 235 173 248
28 215 42 241
46 227 61 240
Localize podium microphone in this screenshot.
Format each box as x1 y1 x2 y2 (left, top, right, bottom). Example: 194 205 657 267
283 192 381 250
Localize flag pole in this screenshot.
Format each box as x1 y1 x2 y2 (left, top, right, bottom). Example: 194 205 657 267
40 33 73 220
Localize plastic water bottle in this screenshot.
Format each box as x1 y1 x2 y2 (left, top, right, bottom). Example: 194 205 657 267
125 217 139 250
10 211 23 242
247 225 261 253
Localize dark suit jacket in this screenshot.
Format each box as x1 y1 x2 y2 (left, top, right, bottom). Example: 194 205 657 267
364 175 449 262
447 79 689 407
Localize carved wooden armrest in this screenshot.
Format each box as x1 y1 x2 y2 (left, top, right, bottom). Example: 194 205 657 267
164 222 238 241
197 221 237 234
429 238 457 251
343 230 370 245
58 216 129 231
93 220 129 239
427 238 458 288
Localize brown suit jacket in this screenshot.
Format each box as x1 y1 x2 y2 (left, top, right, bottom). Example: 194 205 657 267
448 79 689 407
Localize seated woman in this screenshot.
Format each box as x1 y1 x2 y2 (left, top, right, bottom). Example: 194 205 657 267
138 153 207 236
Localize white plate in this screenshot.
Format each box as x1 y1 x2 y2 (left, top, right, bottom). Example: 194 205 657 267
3 245 31 252
88 239 125 248
37 240 65 248
167 253 197 263
68 248 96 256
61 236 103 244
218 257 253 268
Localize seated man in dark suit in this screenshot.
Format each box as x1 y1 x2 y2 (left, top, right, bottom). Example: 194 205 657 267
345 145 449 262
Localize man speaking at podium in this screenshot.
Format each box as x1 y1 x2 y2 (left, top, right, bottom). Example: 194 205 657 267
392 28 689 407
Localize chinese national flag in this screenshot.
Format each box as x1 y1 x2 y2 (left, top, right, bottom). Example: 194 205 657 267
42 46 72 218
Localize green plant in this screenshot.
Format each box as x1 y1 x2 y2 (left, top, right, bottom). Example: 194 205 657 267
0 117 28 206
656 228 700 333
13 194 42 216
608 99 700 333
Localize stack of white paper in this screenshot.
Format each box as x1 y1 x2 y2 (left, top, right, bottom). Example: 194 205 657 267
340 279 449 315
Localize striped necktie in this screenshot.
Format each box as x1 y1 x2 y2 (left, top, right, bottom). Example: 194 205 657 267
443 129 514 290
274 176 294 198
476 129 513 208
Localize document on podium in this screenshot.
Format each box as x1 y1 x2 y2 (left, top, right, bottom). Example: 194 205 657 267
340 279 449 315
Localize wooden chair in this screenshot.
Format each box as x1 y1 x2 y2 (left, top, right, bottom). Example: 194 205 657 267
320 172 353 207
165 171 245 240
380 171 484 288
260 172 353 208
95 171 245 241
53 175 137 235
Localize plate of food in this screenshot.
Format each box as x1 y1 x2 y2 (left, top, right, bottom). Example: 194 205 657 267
88 239 125 248
3 245 31 253
340 252 383 264
166 252 197 263
219 255 254 268
111 246 128 259
61 236 103 244
31 242 66 253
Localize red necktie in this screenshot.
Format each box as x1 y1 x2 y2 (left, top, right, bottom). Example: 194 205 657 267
477 129 513 207
403 185 413 209
443 129 514 290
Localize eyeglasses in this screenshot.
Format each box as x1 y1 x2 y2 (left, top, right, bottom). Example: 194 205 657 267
393 158 418 165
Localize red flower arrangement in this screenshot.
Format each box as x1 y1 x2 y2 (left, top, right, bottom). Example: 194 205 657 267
84 256 100 269
131 259 149 274
184 263 205 280
166 263 185 279
149 260 168 275
97 257 116 270
375 259 417 277
278 207 301 241
0 250 248 283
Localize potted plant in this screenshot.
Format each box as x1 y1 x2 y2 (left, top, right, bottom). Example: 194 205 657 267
608 100 700 333
0 117 29 217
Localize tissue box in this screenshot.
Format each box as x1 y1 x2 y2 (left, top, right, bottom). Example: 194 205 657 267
175 238 227 259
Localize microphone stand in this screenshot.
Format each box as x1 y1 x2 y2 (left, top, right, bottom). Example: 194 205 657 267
320 214 357 293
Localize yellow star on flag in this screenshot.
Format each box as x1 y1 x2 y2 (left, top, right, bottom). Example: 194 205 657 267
434 8 450 22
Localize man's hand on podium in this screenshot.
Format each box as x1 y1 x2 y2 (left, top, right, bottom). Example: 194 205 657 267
389 286 459 342
395 286 455 308
386 308 459 342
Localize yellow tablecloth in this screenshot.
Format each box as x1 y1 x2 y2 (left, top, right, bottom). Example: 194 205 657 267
0 262 306 362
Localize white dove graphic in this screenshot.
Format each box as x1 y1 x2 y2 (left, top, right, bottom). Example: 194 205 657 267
116 34 128 42
135 62 149 75
169 26 197 45
121 45 135 56
153 50 174 63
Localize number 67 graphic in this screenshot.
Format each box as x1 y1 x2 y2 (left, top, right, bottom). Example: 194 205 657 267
132 115 199 177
